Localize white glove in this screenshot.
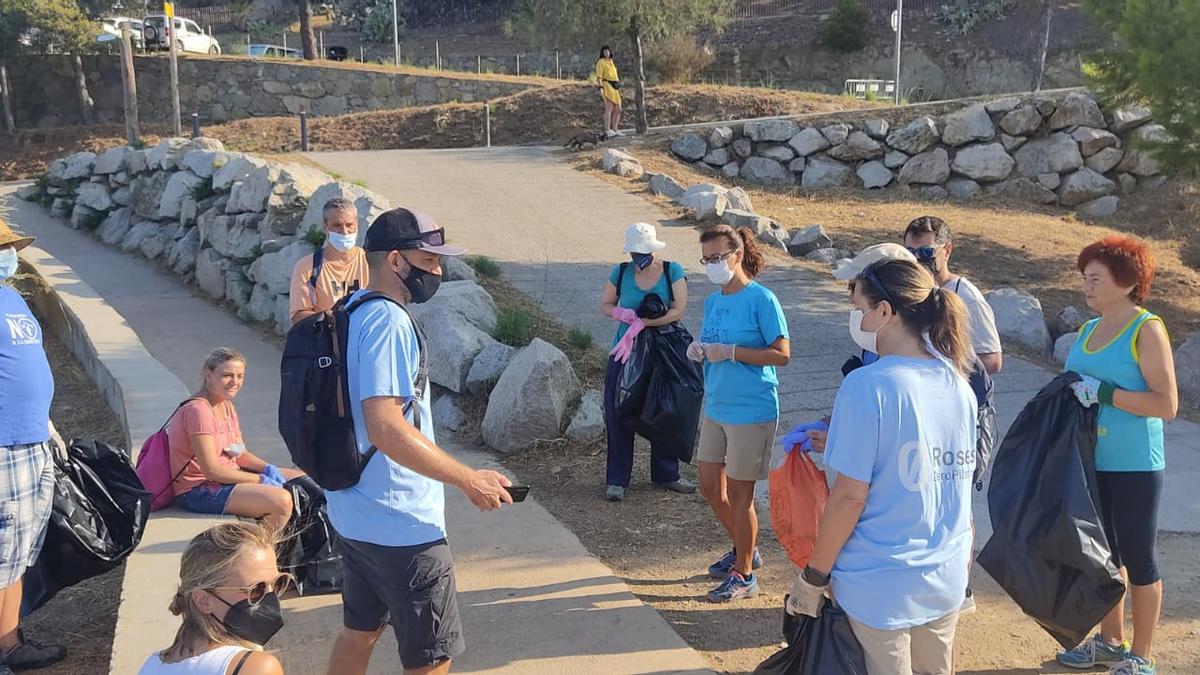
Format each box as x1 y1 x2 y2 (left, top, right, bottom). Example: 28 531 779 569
785 570 828 618
703 343 736 363
686 341 706 363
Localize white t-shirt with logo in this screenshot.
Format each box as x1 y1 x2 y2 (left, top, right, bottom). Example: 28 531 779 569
823 354 976 630
943 275 1002 356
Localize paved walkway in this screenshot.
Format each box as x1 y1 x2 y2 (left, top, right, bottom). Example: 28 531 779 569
0 186 709 675
312 147 1200 538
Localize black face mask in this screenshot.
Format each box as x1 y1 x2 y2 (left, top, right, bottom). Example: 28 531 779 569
919 256 941 275
394 253 442 304
210 591 284 646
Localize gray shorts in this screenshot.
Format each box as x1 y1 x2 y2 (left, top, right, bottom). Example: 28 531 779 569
340 537 465 669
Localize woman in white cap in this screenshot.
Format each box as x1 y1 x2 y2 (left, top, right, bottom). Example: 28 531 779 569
599 222 693 502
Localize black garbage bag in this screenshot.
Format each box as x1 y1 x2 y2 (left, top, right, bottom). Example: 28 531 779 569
977 373 1125 649
754 601 868 675
27 439 151 613
614 323 657 421
276 476 343 595
635 323 703 463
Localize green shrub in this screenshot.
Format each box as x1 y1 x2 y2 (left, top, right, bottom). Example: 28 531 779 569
936 0 1011 35
566 327 594 350
493 307 535 346
646 35 715 85
465 255 502 279
821 0 868 52
188 176 214 202
304 228 327 247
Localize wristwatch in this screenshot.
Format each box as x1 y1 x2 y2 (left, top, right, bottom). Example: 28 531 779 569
802 565 830 587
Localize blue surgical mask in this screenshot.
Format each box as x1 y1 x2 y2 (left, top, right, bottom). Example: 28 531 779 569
0 248 17 280
326 232 358 252
630 252 654 270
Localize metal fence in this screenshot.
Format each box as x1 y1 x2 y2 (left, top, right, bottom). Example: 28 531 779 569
734 0 942 18
403 0 518 28
177 5 244 32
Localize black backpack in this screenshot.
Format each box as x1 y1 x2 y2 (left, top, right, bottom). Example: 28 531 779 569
279 291 427 491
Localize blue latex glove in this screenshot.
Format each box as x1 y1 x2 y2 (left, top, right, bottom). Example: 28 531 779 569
261 464 286 487
781 420 829 453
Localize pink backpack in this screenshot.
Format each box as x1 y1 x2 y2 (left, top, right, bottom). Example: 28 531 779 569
135 398 199 512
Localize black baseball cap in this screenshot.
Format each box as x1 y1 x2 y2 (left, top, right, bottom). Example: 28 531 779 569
363 207 467 256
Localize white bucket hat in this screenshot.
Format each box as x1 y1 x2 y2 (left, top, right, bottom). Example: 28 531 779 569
623 222 666 254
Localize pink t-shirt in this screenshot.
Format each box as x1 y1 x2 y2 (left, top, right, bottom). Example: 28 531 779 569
167 399 243 494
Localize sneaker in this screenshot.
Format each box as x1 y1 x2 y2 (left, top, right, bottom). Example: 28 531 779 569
960 587 976 615
605 129 617 138
654 478 696 494
3 631 66 670
1109 655 1155 675
708 547 764 579
1058 634 1130 669
605 485 625 502
707 570 759 603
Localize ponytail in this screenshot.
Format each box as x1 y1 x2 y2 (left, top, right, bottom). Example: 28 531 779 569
925 286 973 375
699 224 767 278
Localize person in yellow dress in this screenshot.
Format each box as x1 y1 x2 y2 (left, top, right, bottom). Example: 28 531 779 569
595 45 622 137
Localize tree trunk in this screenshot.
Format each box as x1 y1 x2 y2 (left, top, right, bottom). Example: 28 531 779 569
119 27 141 145
628 18 648 135
1032 0 1053 92
0 63 15 135
72 55 95 125
300 0 317 60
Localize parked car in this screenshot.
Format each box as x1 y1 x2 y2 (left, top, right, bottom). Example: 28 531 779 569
325 46 348 61
141 15 220 54
96 17 143 49
248 44 301 59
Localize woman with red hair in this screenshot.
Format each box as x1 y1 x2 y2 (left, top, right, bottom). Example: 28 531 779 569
1056 235 1177 675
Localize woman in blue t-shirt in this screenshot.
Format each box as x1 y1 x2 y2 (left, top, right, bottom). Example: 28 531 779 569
786 258 976 675
599 223 692 502
1056 236 1176 675
687 224 790 603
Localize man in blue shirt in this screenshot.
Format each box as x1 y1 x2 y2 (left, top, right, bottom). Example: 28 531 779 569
0 219 65 674
324 208 513 675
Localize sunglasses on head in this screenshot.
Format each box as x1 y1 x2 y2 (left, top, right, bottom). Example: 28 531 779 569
905 245 941 261
856 263 896 307
208 572 293 606
393 227 446 250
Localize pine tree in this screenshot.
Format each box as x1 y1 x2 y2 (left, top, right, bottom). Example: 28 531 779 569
821 0 868 53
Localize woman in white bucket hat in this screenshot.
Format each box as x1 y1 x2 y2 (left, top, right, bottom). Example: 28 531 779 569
598 223 695 502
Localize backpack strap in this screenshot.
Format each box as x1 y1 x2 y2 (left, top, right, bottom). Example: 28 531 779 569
230 650 253 675
308 247 325 305
614 262 629 302
342 292 427 432
663 260 675 305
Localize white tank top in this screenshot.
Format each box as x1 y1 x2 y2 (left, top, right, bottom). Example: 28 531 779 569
137 645 249 675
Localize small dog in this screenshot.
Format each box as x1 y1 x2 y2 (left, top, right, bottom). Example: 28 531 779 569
563 130 606 151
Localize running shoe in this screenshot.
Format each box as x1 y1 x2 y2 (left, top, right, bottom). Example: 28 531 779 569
1058 634 1130 669
708 547 764 579
1109 655 1155 675
605 485 625 502
707 570 759 603
2 630 66 670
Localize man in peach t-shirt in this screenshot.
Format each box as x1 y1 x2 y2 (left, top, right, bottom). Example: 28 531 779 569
289 197 370 324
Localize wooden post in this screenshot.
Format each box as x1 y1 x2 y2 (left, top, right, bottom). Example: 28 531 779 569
0 64 14 135
119 26 141 144
169 19 182 135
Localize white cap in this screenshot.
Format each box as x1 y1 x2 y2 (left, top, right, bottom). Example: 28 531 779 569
831 243 917 280
622 222 666 254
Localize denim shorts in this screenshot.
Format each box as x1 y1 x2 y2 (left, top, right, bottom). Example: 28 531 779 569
175 482 236 514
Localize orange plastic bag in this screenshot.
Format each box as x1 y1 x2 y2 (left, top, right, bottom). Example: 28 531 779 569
769 448 830 569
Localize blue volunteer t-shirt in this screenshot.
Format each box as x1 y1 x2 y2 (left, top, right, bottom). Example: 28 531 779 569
608 261 686 346
0 286 53 446
824 355 976 630
324 290 445 548
699 281 789 425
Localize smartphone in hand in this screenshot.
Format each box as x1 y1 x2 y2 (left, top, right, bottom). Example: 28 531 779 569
504 485 531 503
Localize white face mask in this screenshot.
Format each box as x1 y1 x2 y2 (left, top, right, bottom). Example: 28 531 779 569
326 231 357 252
706 260 735 285
849 308 882 354
0 248 17 280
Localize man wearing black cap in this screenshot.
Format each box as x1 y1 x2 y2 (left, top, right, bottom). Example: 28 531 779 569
324 208 513 675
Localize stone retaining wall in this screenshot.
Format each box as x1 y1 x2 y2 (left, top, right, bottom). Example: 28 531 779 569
9 55 536 128
667 91 1167 216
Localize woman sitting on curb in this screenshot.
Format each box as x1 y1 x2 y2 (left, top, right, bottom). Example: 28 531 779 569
169 348 304 533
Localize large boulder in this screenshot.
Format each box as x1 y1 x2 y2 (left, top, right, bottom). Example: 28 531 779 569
565 389 604 442
465 342 515 396
732 138 753 159
885 116 940 154
1086 147 1125 175
198 210 262 261
828 131 884 161
146 138 189 171
227 164 283 214
408 281 498 333
1000 134 1027 153
709 126 734 148
950 143 1014 182
985 287 1051 355
726 187 754 212
1078 195 1119 218
1108 104 1152 134
940 104 995 146
669 134 708 161
69 204 101 230
98 207 135 246
603 148 637 171
75 182 114 212
125 149 149 175
898 148 950 185
1057 168 1116 207
998 105 1043 137
864 119 889 139
946 178 982 200
233 163 329 237
883 149 909 169
120 220 159 252
740 157 792 186
93 146 130 175
679 183 728 199
788 128 830 157
744 119 799 142
1055 305 1093 335
1173 334 1200 405
195 248 231 300
431 394 469 433
159 170 204 220
612 159 643 178
1049 93 1105 130
678 190 728 220
856 161 893 189
167 226 201 275
703 147 730 166
1054 332 1077 364
50 198 72 219
180 149 233 178
1013 132 1084 177
443 256 477 283
758 144 795 163
481 339 582 453
1071 127 1120 157
241 284 277 323
787 225 832 257
991 178 1058 205
721 209 775 234
416 309 497 394
820 123 851 146
212 153 268 192
247 239 317 295
649 173 686 199
801 157 851 189
297 181 391 238
140 222 179 261
60 152 97 181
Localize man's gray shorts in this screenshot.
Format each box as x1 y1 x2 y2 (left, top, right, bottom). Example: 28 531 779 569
340 536 465 669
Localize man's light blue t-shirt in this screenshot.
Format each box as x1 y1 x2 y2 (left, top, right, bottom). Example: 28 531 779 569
698 281 789 425
325 290 445 548
823 355 976 630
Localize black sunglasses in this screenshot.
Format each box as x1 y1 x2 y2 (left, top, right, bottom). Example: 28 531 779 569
905 245 941 261
393 228 447 250
858 263 895 307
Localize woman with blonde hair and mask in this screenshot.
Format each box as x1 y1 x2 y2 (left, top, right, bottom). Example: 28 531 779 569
786 258 977 675
139 521 287 674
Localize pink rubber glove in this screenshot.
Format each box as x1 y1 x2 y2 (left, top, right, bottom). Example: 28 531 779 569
611 307 638 325
609 319 645 363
